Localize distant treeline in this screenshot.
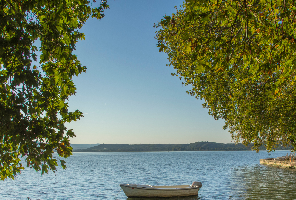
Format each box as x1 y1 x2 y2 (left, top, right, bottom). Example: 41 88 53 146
73 142 291 152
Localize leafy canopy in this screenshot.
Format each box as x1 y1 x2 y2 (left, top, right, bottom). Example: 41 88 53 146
155 0 296 151
0 0 108 180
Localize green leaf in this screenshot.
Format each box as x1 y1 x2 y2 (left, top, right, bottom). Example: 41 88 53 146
155 0 296 152
0 0 109 180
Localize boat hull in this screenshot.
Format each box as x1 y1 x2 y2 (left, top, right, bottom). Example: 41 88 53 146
120 184 200 198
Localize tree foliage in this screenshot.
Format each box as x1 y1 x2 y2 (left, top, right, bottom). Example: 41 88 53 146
0 0 108 180
155 0 296 151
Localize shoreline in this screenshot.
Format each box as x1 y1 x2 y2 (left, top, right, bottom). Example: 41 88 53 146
260 155 296 169
72 142 292 152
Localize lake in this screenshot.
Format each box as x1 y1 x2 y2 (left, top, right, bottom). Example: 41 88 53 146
1 151 296 199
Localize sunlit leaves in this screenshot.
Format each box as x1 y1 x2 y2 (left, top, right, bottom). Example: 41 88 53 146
156 0 296 152
0 0 108 180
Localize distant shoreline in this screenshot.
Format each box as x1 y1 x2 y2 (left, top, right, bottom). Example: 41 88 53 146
72 142 291 152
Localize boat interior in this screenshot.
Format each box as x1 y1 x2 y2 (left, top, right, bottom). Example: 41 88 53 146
152 185 191 189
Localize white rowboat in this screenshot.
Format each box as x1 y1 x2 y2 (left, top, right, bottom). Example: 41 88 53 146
120 182 202 198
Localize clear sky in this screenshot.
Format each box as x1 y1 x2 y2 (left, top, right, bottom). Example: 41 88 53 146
66 0 233 144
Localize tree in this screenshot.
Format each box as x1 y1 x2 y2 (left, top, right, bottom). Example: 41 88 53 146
155 0 296 152
0 0 108 180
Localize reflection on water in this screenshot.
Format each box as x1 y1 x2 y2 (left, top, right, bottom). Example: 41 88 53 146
231 165 296 199
128 196 200 200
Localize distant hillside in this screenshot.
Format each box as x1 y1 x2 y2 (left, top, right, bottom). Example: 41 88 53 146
73 142 291 152
71 144 99 151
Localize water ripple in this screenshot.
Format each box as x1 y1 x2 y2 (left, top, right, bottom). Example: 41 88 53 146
0 151 295 199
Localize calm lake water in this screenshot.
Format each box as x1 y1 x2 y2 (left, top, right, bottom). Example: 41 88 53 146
1 151 296 199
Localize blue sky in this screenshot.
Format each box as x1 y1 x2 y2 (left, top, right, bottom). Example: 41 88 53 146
66 0 232 144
